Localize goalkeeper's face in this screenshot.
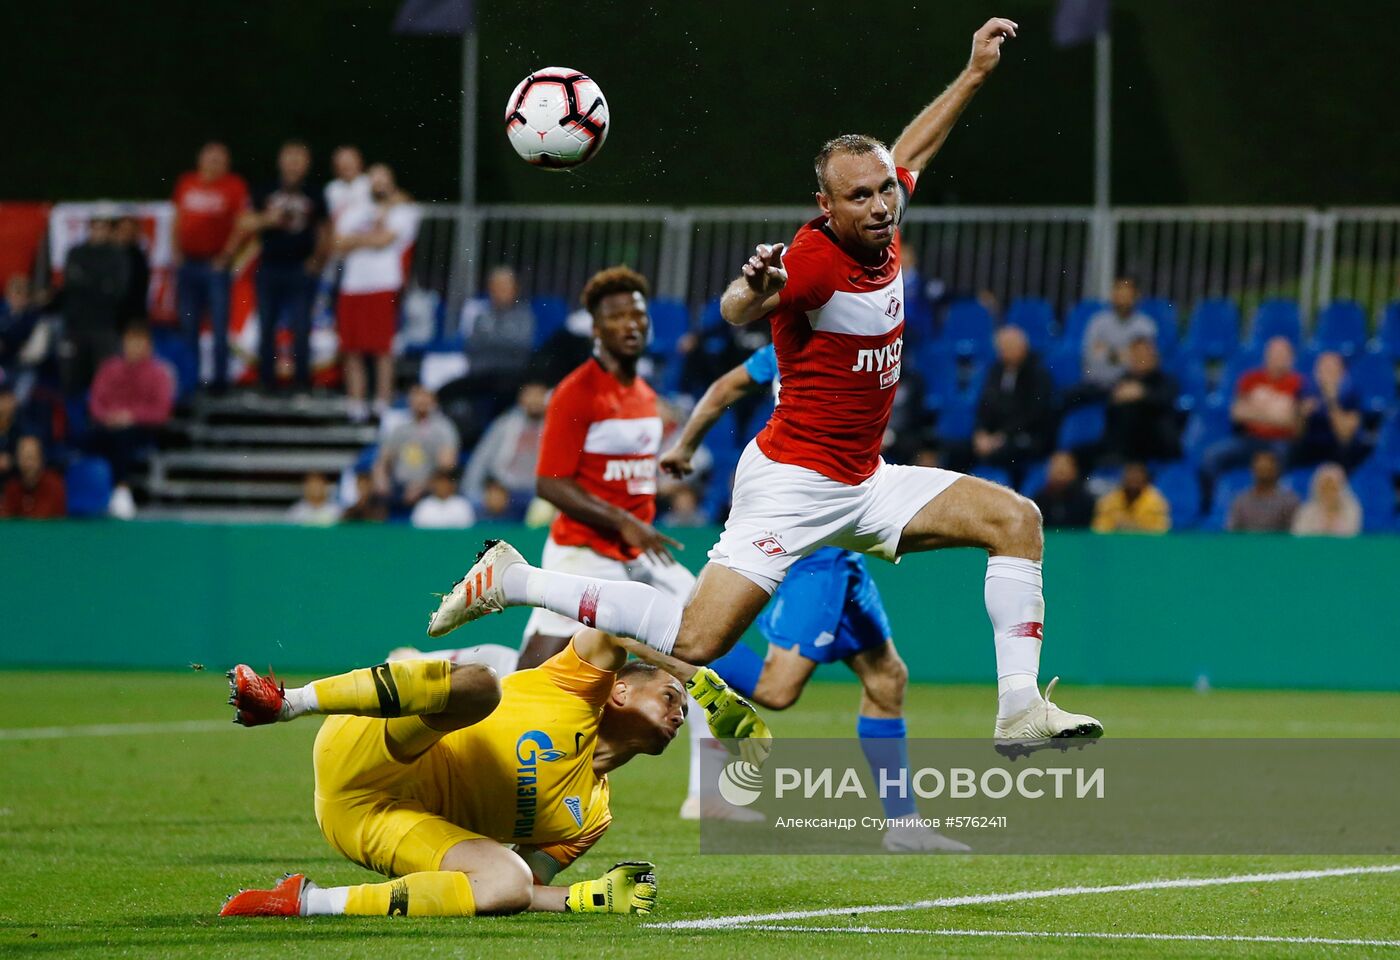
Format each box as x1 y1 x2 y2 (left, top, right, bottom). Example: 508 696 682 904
609 672 687 755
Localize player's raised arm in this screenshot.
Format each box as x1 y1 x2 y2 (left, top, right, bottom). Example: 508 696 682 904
719 242 787 326
890 17 1017 178
659 362 763 478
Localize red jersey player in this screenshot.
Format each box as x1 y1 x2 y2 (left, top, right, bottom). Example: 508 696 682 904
519 266 732 818
431 19 1101 752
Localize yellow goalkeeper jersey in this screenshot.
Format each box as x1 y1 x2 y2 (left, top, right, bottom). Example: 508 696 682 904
416 642 614 865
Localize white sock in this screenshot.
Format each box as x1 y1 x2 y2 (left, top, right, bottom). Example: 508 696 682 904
502 564 681 655
985 556 1044 717
684 697 706 799
280 686 318 721
414 643 519 677
301 882 349 916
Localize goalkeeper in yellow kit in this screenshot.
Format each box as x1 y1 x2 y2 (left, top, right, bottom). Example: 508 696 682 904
219 550 770 920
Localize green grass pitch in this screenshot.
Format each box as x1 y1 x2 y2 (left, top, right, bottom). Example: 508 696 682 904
2 672 1399 959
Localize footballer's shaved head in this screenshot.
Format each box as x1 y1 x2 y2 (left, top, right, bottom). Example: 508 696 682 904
814 134 890 196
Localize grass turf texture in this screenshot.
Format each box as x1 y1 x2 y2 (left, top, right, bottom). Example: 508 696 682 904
2 672 1398 959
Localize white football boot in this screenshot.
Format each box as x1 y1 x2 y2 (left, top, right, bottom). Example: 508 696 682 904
882 823 972 853
993 676 1103 758
427 540 526 638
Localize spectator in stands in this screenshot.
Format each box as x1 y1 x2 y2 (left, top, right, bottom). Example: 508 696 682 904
113 217 151 325
1034 450 1095 529
659 485 709 528
410 468 476 529
1291 462 1362 537
325 145 371 227
453 265 536 403
461 379 547 503
341 470 388 523
965 325 1054 487
1103 337 1181 463
374 384 459 512
287 471 341 526
474 477 525 523
1295 351 1366 470
1092 461 1171 533
0 383 21 479
87 322 175 519
1202 336 1305 480
245 139 328 392
1082 277 1156 392
59 215 130 391
1 275 45 386
172 141 249 392
1227 449 1300 533
0 435 65 519
334 163 419 421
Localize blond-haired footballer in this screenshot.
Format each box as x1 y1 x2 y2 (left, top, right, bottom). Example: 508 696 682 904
218 569 769 919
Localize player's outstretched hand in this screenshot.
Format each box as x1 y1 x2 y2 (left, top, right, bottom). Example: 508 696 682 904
686 667 774 767
658 443 695 479
969 17 1018 77
741 242 787 296
620 516 682 565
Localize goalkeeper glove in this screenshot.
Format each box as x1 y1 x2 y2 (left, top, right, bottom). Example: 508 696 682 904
565 861 656 915
685 666 773 766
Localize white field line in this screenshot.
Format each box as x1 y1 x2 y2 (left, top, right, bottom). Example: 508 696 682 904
737 926 1400 948
0 719 232 741
651 863 1400 931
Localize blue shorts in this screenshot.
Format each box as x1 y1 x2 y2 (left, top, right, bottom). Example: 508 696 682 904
757 547 892 664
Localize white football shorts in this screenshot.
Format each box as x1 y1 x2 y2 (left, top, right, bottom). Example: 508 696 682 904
708 440 963 594
523 535 699 640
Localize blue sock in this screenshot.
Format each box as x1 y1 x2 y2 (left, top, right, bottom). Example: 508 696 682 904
857 715 917 819
707 643 764 699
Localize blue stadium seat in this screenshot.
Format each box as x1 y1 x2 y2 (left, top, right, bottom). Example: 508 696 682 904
1248 299 1302 349
1370 302 1400 359
920 347 986 412
936 401 976 442
1374 416 1400 474
1283 466 1314 501
1060 299 1105 350
1004 298 1055 351
1045 342 1083 392
647 298 690 357
151 328 198 399
1184 299 1241 362
65 456 113 518
1348 351 1396 414
1139 298 1180 358
1202 467 1252 531
1154 462 1201 529
903 295 936 344
1352 471 1397 533
530 295 569 347
970 464 1011 487
1311 300 1368 357
1019 459 1049 497
698 296 725 330
940 299 995 361
1172 359 1214 412
1181 397 1232 465
1056 403 1105 451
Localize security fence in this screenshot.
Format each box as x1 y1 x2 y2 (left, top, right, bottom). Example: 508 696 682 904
414 203 1400 326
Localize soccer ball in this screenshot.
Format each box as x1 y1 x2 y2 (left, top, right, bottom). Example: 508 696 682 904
504 68 609 170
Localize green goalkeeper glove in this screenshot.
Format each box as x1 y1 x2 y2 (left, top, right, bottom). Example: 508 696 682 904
685 666 773 766
565 861 657 915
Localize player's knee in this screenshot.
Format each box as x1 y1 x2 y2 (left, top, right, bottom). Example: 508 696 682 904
446 663 502 722
470 860 533 915
989 492 1043 554
752 684 799 711
864 653 908 712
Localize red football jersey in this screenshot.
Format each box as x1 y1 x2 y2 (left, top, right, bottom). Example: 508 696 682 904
755 167 917 485
537 358 661 561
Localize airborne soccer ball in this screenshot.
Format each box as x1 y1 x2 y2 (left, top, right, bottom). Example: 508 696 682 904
504 68 609 170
